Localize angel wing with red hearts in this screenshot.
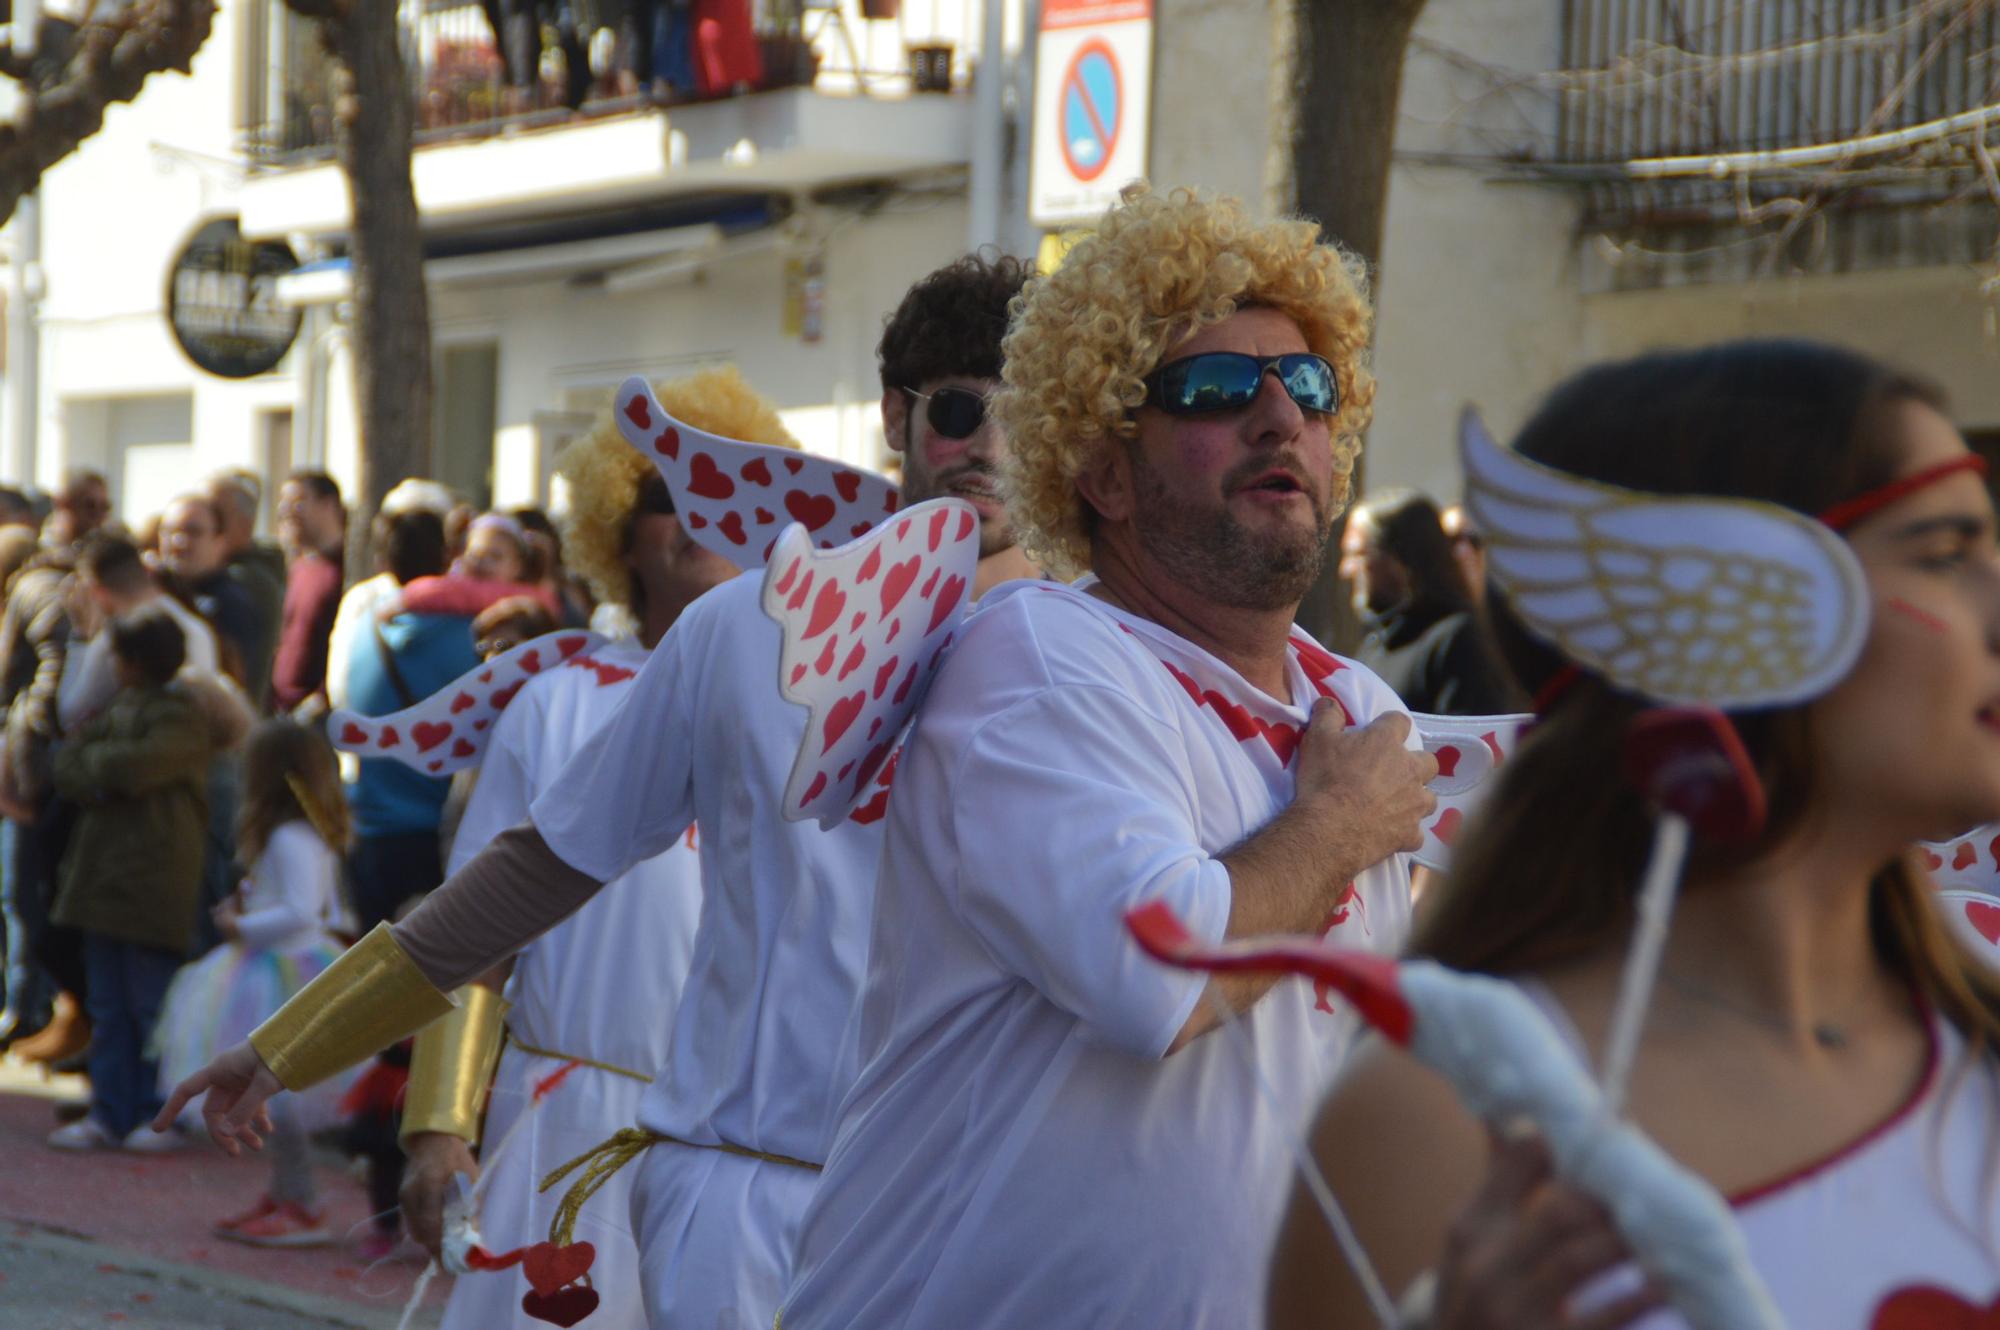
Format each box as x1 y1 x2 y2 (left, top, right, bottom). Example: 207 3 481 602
1408 712 1532 871
613 375 901 569
763 497 980 828
329 631 606 776
1919 824 2000 897
1938 887 2000 962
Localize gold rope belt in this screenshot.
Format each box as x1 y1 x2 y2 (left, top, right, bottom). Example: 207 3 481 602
509 1036 652 1084
538 1127 823 1248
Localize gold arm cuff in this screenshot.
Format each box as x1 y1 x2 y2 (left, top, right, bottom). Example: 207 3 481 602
248 923 456 1091
400 984 511 1146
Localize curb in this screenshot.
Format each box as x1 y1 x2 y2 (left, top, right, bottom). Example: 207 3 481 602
1 1221 442 1329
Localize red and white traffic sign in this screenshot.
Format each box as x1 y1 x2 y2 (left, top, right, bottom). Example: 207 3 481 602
1030 0 1152 227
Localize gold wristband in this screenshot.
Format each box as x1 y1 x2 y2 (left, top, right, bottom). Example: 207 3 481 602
249 923 456 1090
400 983 511 1147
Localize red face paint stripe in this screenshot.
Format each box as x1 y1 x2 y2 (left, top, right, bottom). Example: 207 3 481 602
1885 596 1950 635
1818 455 1989 532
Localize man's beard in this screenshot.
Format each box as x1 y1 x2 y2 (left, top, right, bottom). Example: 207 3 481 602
1128 450 1334 613
902 459 1017 559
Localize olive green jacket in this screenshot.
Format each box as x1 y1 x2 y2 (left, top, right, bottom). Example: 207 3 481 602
51 685 212 954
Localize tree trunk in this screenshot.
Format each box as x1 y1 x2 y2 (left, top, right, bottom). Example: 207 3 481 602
1281 0 1428 648
320 0 434 585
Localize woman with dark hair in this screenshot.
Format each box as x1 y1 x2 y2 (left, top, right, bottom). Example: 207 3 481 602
1339 488 1520 715
1274 340 2000 1327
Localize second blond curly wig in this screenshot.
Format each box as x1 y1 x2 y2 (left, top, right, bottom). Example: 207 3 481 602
556 364 798 609
992 187 1378 578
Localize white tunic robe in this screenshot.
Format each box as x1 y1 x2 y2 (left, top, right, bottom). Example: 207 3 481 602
437 641 702 1330
529 572 886 1328
781 579 1415 1330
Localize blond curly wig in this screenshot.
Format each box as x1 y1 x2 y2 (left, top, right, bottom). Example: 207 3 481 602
993 186 1378 578
557 365 798 608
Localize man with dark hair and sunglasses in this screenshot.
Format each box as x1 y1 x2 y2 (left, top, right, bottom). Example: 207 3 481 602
161 256 1037 1330
780 190 1437 1329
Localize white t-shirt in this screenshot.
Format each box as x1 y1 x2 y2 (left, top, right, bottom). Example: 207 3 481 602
449 641 702 1075
235 820 345 953
782 579 1415 1330
530 571 885 1163
58 595 221 733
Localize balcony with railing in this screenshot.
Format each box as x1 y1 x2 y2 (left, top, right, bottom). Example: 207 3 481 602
237 0 985 236
1529 0 2000 283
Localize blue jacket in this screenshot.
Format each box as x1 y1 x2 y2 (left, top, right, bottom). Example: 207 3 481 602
343 613 480 837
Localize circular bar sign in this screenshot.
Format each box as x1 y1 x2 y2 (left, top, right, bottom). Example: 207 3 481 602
166 217 302 379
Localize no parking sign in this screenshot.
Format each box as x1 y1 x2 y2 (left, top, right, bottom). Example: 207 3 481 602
1030 0 1153 227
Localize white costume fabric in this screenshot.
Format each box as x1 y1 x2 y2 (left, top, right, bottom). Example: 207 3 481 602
528 571 886 1328
436 641 703 1330
1521 986 2000 1327
781 579 1414 1330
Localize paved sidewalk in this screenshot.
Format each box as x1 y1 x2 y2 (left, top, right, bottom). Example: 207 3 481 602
0 1056 449 1326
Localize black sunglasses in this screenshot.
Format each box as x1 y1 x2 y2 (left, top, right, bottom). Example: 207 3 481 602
903 386 989 440
1145 352 1339 417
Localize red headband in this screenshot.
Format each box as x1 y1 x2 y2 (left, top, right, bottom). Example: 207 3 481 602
1816 456 1989 532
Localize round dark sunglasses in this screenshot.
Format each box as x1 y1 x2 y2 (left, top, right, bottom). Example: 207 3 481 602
1145 352 1339 417
904 385 990 440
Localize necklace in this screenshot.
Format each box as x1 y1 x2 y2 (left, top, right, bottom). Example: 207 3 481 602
1660 969 1854 1050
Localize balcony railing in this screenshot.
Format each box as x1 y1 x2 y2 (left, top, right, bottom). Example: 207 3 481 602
1546 0 2000 228
242 0 983 165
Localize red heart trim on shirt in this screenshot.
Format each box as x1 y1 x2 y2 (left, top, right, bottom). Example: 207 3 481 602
756 508 775 526
450 692 475 714
1955 842 1979 871
1966 901 2000 946
885 618 902 645
921 567 941 599
473 719 489 731
521 1286 600 1327
1870 1286 2000 1330
785 490 837 532
687 453 734 500
867 716 882 740
799 771 827 807
518 650 542 674
686 513 708 529
852 738 895 793
718 511 748 546
927 507 950 551
785 570 816 613
623 397 650 430
856 546 882 584
891 661 920 705
852 523 873 538
784 457 804 475
491 681 524 709
789 663 808 686
774 559 802 597
1432 807 1464 845
957 509 975 542
452 738 476 758
835 471 862 503
1925 848 1947 871
557 636 589 659
413 721 452 753
521 1241 594 1297
654 427 680 460
838 641 866 682
341 723 368 746
848 612 866 633
850 750 902 825
376 727 401 750
1433 746 1461 778
741 458 773 487
813 637 839 677
822 691 866 753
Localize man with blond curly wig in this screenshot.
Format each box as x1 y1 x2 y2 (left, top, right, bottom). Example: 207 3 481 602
782 189 1438 1329
164 255 1039 1330
396 367 764 1330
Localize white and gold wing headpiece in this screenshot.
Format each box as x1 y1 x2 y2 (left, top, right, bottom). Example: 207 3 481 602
1459 409 1871 709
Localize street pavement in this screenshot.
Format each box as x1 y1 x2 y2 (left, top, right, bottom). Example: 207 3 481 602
0 1056 448 1328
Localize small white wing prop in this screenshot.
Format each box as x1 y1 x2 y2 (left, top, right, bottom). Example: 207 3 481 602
1127 905 1783 1330
329 631 607 775
613 375 901 570
763 498 981 828
1408 711 1533 871
1460 408 1871 708
1920 824 2000 897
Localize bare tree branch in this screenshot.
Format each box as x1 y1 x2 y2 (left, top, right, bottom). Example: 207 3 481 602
0 0 217 225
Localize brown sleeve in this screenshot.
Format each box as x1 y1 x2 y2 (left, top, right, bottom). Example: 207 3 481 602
389 822 603 991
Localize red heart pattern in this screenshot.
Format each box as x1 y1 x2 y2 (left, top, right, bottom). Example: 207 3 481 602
328 632 609 777
521 1240 595 1296
1922 823 2000 896
521 1287 601 1327
1408 711 1533 873
763 497 981 826
1968 901 2000 946
609 376 900 573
